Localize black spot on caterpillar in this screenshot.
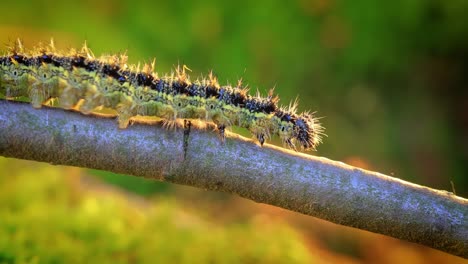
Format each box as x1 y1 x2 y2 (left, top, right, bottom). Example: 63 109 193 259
0 40 324 150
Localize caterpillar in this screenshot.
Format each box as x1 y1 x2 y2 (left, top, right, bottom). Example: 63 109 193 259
0 40 324 150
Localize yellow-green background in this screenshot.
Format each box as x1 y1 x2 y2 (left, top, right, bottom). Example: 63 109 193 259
0 0 466 263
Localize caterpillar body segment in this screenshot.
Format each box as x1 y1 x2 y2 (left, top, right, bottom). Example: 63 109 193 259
29 62 66 108
59 68 94 110
80 74 128 114
116 87 159 129
0 58 30 98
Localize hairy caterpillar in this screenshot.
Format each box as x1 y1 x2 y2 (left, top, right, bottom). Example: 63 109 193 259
0 40 324 150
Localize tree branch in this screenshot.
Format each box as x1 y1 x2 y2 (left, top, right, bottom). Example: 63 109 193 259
0 100 466 258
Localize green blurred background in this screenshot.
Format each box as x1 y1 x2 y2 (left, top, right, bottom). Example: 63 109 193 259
0 0 467 263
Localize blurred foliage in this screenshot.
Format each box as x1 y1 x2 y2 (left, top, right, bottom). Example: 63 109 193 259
0 157 315 264
0 0 467 263
88 170 172 197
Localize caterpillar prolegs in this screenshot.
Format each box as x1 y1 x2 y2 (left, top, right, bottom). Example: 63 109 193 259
0 40 324 150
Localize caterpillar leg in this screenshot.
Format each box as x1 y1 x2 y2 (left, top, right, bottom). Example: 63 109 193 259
286 138 297 152
116 102 135 129
80 85 101 114
29 84 46 109
59 86 84 110
162 119 178 131
117 112 132 129
80 98 98 114
257 133 265 146
43 97 56 106
250 125 271 147
217 124 226 143
159 103 178 130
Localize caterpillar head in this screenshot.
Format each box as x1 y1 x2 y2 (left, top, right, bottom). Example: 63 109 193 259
275 111 323 150
293 112 323 150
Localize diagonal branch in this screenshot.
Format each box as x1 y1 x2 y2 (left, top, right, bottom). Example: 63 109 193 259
0 100 467 258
